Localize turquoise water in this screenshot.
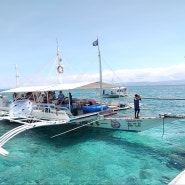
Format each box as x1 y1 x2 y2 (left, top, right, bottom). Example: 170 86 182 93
1 85 185 185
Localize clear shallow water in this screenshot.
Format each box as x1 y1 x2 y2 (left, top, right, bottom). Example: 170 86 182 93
1 85 185 185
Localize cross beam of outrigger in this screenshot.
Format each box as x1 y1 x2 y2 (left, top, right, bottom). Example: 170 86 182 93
51 119 99 138
0 117 68 156
142 97 185 100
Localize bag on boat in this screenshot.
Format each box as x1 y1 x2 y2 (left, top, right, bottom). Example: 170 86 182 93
9 99 33 118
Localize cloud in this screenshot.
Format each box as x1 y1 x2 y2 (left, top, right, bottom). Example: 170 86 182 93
64 63 185 84
1 63 185 89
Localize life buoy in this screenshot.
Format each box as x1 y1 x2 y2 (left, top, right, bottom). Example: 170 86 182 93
57 65 63 74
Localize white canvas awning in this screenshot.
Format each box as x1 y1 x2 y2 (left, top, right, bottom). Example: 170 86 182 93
1 83 83 93
1 82 118 93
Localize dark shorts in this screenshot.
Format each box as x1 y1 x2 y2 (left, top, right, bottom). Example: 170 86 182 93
135 108 140 112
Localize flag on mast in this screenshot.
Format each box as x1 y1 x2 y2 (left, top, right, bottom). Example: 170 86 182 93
92 39 98 46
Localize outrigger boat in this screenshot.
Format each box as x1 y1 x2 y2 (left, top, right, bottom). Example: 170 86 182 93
0 40 184 156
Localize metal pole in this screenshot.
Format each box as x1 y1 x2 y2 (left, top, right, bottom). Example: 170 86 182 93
97 41 103 109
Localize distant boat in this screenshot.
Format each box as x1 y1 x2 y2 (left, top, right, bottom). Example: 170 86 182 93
103 86 128 98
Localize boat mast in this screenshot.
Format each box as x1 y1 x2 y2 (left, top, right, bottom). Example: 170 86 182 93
15 64 19 87
98 41 103 106
56 40 63 84
93 38 103 107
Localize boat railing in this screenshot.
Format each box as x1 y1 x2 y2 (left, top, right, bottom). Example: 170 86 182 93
34 98 112 116
35 103 69 111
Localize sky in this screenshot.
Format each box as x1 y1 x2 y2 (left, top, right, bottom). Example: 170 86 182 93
0 0 185 88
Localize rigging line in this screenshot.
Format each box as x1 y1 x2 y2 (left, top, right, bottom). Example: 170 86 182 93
31 55 57 85
46 55 59 85
17 55 56 87
59 47 98 79
51 119 99 138
101 57 125 84
60 58 93 84
142 97 185 100
125 93 185 101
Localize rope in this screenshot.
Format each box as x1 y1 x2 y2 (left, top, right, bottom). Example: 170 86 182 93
142 97 185 100
125 93 185 101
17 55 56 87
51 119 99 138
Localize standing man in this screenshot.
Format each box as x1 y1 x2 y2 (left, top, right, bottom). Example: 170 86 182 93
134 94 141 118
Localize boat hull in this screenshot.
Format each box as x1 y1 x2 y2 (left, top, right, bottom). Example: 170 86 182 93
103 94 119 98
85 115 178 132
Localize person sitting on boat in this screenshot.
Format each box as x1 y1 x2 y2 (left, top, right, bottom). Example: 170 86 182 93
13 92 17 101
103 89 105 95
47 91 54 103
51 91 56 100
28 93 34 101
69 92 72 106
43 94 47 103
134 94 141 118
37 92 44 103
58 91 65 104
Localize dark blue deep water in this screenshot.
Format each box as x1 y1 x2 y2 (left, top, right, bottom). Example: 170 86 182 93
1 85 185 185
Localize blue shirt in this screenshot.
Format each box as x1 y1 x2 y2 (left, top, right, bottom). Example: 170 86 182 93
134 99 140 109
58 93 64 101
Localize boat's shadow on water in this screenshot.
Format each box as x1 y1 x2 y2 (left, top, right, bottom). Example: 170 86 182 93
27 125 185 170
26 124 113 147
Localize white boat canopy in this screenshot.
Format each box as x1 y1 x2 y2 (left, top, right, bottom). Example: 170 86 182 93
1 82 118 93
0 84 82 93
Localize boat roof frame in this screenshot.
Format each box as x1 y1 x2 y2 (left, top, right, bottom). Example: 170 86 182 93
1 81 118 93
